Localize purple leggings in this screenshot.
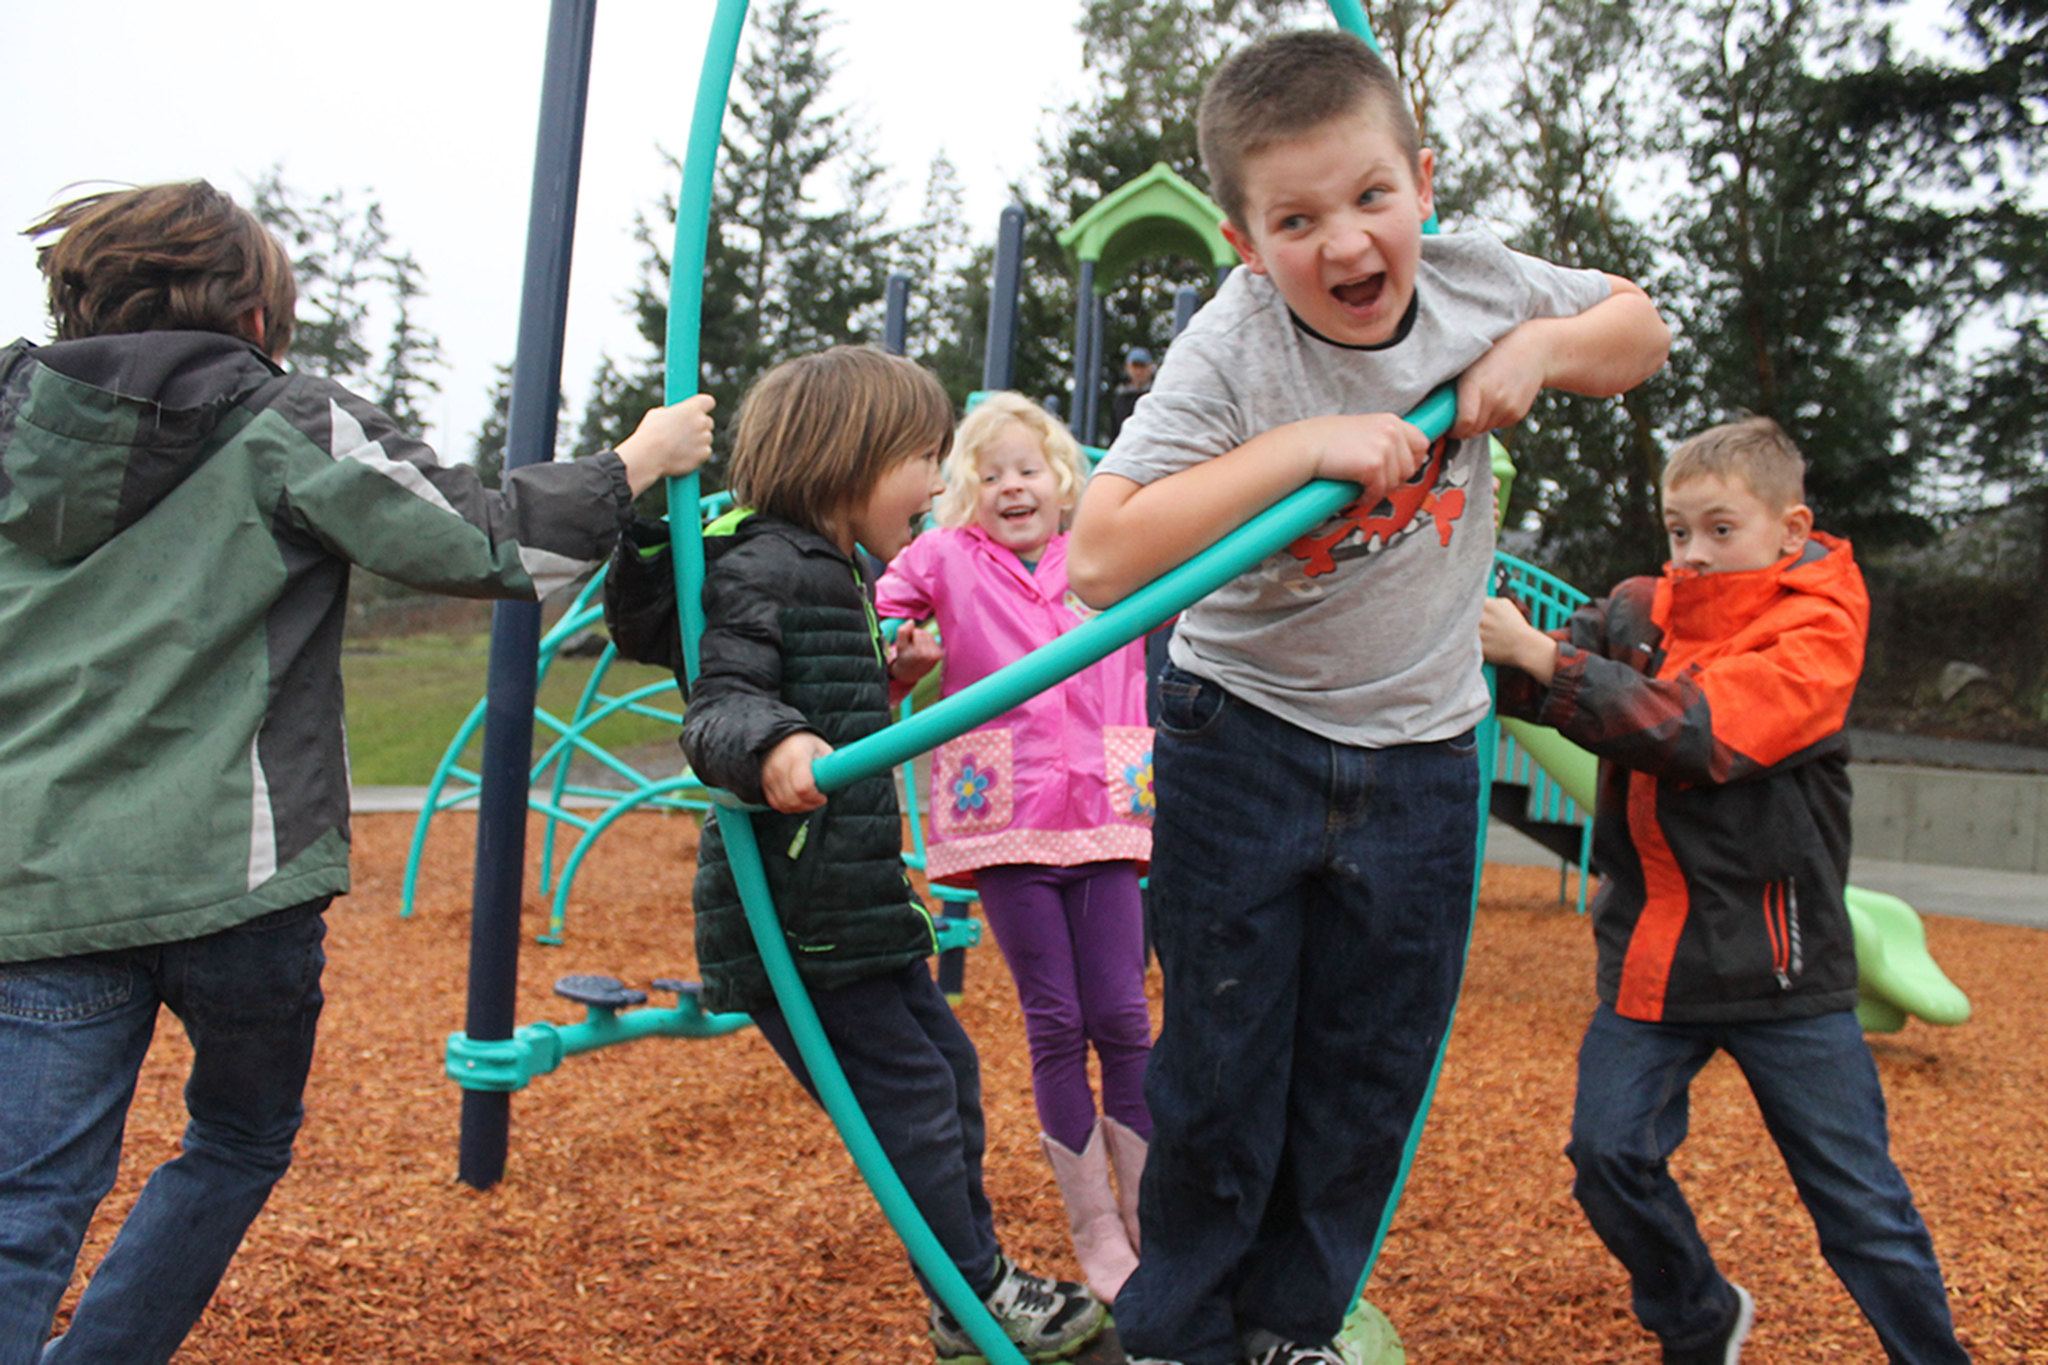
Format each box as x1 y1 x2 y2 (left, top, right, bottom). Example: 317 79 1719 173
974 861 1153 1151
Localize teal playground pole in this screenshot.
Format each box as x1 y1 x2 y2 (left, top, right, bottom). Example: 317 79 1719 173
660 3 1028 1361
1326 0 1382 47
657 0 1463 1352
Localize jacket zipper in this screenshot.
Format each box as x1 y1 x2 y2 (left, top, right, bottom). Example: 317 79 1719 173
855 563 886 671
1784 876 1803 980
1764 878 1797 989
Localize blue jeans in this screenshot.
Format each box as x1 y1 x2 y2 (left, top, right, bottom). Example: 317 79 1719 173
0 900 328 1365
752 960 1003 1305
1114 667 1479 1364
1569 1003 1967 1362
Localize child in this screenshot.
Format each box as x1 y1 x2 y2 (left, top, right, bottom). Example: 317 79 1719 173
0 180 714 1364
1480 417 1968 1364
609 349 1106 1364
874 391 1155 1303
1065 30 1671 1365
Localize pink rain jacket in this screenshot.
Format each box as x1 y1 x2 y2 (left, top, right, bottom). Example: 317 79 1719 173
875 525 1153 886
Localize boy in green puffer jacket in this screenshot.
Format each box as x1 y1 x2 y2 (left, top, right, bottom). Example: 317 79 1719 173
0 180 714 1365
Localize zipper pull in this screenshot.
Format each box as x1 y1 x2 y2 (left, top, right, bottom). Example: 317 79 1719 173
786 806 825 859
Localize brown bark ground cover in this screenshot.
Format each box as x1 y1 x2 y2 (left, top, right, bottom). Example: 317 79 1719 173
50 812 2047 1361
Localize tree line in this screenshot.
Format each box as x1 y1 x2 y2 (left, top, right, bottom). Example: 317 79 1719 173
266 0 2047 710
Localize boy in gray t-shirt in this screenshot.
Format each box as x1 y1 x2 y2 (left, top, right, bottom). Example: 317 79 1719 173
1068 30 1669 1365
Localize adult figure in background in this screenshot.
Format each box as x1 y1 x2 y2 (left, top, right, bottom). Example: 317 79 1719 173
1105 346 1155 444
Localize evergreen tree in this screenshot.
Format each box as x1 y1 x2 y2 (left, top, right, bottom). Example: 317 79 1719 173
473 364 513 490
998 0 1319 432
1664 0 1948 549
897 154 983 398
248 167 447 430
1857 0 2048 700
375 249 444 435
1447 0 1685 588
250 169 385 384
580 0 898 485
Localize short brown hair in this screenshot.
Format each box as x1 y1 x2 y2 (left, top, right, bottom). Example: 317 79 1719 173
1199 29 1421 229
25 181 297 355
1663 416 1807 511
726 347 954 534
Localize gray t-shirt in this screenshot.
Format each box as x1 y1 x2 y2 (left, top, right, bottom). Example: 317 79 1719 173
1097 230 1610 748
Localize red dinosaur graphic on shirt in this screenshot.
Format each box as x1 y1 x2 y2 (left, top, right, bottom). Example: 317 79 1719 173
1286 435 1465 578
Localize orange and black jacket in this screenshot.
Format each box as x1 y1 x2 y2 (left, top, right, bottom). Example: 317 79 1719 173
1498 534 1868 1024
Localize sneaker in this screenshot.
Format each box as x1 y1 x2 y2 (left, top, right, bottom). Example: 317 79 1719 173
1661 1283 1755 1365
1243 1342 1357 1365
929 1256 1107 1363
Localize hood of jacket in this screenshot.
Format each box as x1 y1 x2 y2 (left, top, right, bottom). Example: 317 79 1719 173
0 331 284 562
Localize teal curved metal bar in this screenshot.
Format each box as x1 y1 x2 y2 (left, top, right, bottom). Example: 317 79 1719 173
442 0 1455 1352
398 569 710 933
657 3 1027 1359
645 1 1467 1357
1491 554 1597 913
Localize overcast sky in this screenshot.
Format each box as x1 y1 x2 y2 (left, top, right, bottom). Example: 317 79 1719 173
0 0 1087 455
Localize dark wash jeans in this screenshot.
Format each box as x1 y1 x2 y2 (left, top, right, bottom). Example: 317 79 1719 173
752 960 1003 1306
0 898 329 1365
1570 1003 1968 1363
1113 665 1480 1364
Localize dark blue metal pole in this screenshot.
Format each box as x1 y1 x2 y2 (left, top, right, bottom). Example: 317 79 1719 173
458 0 599 1191
883 271 910 356
1068 259 1094 436
982 204 1024 390
1174 283 1200 338
1083 293 1107 444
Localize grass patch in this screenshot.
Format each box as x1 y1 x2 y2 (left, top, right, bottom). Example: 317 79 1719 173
341 632 683 786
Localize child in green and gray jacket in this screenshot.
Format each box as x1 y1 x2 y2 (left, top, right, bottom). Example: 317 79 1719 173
0 179 712 1365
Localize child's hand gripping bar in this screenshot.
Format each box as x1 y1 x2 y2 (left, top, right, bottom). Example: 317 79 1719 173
811 385 1459 794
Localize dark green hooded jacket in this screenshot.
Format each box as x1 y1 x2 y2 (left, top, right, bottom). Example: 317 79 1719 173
606 511 935 1015
0 331 633 962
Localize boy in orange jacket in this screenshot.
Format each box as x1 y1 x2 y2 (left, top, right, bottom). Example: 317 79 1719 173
1482 417 1967 1363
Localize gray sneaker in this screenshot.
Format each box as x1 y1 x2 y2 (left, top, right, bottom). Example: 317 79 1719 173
1243 1343 1356 1365
929 1256 1107 1363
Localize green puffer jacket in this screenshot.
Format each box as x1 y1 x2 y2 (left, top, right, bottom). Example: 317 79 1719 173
0 331 634 962
607 511 935 1015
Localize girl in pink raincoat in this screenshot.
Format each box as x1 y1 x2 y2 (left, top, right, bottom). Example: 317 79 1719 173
876 392 1154 1303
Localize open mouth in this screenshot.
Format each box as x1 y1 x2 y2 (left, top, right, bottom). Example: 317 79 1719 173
999 505 1037 522
1331 273 1386 312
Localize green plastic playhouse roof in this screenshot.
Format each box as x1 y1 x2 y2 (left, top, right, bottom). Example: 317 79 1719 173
1056 162 1236 293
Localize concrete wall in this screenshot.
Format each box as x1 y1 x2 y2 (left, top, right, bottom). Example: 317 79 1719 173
1851 763 2048 874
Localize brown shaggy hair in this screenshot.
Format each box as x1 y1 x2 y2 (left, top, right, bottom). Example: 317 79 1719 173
726 347 955 534
25 181 297 355
1664 416 1808 512
1198 29 1421 230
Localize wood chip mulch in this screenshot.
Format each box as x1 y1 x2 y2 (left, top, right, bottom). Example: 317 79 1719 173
49 812 2047 1361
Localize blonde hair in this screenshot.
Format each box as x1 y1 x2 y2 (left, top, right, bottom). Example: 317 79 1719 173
1663 416 1807 512
932 392 1088 530
726 346 954 534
